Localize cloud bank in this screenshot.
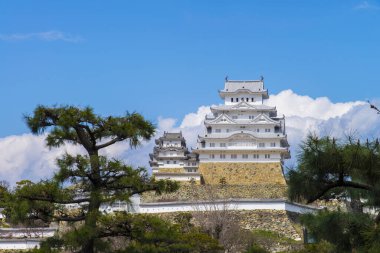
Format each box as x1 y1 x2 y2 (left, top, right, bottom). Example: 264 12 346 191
0 90 378 185
0 31 83 43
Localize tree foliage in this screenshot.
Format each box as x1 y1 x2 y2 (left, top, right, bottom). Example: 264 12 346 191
301 210 380 253
288 134 380 211
288 133 380 251
31 213 221 253
8 105 179 253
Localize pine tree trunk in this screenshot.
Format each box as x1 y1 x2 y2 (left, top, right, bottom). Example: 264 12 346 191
80 153 102 253
81 191 101 253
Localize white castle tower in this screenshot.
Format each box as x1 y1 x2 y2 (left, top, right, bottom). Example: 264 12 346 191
194 79 290 163
150 79 290 186
193 79 290 185
149 132 200 183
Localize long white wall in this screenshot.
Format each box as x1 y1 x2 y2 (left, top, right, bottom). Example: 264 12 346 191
0 227 56 238
154 174 201 182
0 228 56 250
0 239 42 250
0 199 317 249
139 199 318 214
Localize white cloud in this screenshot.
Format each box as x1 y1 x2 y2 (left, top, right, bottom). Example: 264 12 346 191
180 106 211 128
0 31 83 43
0 134 84 185
265 89 364 120
157 117 177 131
0 90 379 185
354 1 380 10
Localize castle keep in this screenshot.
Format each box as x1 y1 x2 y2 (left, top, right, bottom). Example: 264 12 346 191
144 79 315 246
149 132 200 183
150 79 290 186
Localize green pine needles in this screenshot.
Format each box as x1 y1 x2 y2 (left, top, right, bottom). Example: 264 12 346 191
8 105 180 253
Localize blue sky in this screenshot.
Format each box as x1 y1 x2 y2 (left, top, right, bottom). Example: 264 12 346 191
1 0 380 137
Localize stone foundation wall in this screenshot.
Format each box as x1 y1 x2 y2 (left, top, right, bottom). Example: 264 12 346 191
141 184 287 203
154 210 302 241
198 162 286 185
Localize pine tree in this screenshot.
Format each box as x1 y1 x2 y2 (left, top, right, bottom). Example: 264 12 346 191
288 133 380 251
8 105 178 253
288 134 380 212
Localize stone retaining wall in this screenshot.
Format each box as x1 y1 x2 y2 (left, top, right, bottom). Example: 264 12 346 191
199 162 286 185
155 210 302 241
141 184 287 203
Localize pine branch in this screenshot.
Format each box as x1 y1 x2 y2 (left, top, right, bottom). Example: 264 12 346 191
20 195 90 204
96 137 123 150
369 101 380 114
307 180 373 204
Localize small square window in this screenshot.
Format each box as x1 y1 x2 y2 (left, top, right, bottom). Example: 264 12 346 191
242 154 248 159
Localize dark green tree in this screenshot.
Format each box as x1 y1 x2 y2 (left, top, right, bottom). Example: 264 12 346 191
288 133 380 251
300 210 380 252
9 105 178 253
288 134 380 216
109 213 222 253
30 213 222 253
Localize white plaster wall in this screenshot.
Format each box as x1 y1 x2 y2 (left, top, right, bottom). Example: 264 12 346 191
0 240 41 250
198 152 282 163
159 162 185 168
158 151 184 157
163 140 181 147
139 200 318 214
285 202 318 214
210 125 277 133
154 174 201 182
0 228 55 238
224 94 263 105
205 140 281 149
100 196 141 214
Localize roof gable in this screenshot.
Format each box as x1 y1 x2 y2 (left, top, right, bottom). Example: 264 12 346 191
251 113 279 124
206 113 236 124
231 101 257 109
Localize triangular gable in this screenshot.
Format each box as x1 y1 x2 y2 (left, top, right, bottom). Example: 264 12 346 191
226 132 259 140
251 113 279 124
212 114 236 124
207 113 236 124
231 101 256 109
